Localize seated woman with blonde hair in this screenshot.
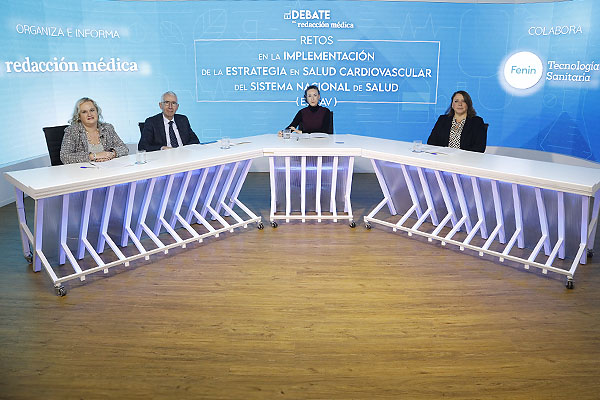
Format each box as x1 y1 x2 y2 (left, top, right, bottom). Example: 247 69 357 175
60 97 129 164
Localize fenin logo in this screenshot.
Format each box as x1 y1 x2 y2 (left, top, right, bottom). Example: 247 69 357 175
503 51 543 90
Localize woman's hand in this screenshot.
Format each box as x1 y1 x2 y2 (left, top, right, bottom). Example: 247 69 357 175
279 127 295 137
90 150 116 162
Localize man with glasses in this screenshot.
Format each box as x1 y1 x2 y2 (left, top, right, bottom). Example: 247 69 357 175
138 91 199 151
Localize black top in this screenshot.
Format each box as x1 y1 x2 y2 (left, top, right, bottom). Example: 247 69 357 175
289 105 333 134
427 114 487 153
138 113 200 152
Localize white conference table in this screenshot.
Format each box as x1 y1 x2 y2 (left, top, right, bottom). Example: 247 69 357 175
4 134 600 294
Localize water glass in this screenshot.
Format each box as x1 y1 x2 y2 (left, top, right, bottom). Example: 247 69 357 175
135 149 147 164
412 140 423 153
220 136 231 149
283 128 291 140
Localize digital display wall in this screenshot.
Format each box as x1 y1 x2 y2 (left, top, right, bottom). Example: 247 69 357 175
1 0 599 167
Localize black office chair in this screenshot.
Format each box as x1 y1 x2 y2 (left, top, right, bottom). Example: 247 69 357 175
482 123 489 153
138 122 145 135
328 111 334 134
43 125 68 166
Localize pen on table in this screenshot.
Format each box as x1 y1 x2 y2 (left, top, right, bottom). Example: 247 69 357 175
81 162 98 168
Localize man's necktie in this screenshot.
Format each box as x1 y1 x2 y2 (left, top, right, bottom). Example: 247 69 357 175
168 120 179 148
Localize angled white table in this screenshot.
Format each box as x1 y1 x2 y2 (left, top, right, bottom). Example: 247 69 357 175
4 140 266 296
358 136 600 288
5 134 600 293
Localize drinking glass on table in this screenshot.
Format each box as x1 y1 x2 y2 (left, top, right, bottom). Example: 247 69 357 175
220 136 230 149
412 140 423 153
135 149 147 164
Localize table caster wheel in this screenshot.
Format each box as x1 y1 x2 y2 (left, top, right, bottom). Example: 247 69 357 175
55 285 67 297
349 221 356 228
25 253 33 264
271 221 278 228
257 222 264 230
365 223 371 230
565 279 574 290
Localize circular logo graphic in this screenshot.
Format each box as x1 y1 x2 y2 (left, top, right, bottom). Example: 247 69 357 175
503 51 543 89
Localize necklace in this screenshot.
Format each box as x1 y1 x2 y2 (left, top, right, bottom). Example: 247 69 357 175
85 127 100 144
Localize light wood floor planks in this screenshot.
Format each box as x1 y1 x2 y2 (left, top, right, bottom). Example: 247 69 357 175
1 172 599 400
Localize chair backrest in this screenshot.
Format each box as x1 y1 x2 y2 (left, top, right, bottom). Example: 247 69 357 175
138 122 145 135
328 111 334 134
43 125 68 166
482 123 489 153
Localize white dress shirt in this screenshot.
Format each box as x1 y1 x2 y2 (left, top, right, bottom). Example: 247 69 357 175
163 115 183 148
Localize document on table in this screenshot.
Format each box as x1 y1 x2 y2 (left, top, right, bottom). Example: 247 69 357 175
87 158 138 168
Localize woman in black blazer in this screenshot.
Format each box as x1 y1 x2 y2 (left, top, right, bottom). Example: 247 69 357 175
427 90 487 153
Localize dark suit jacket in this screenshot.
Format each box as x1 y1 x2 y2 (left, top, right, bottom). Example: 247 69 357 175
138 113 199 152
427 114 487 153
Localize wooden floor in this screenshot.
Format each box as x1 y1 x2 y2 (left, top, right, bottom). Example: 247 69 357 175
1 172 600 400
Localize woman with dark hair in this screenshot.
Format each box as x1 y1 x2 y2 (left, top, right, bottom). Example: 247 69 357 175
280 85 333 135
427 90 487 153
60 97 129 164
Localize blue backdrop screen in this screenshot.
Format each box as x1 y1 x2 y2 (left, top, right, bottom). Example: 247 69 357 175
1 0 598 166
